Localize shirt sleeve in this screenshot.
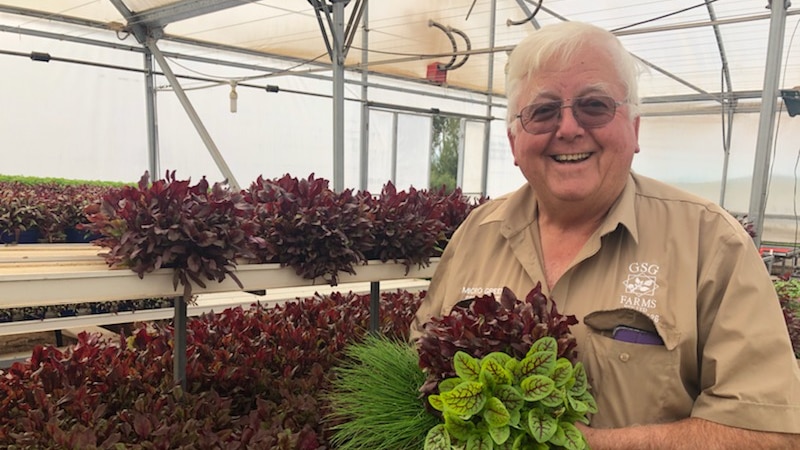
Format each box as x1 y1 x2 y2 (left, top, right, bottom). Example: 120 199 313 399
692 218 800 433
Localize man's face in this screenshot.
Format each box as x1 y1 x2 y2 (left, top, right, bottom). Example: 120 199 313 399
508 45 640 209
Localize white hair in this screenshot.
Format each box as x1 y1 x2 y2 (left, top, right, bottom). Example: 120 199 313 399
505 22 642 135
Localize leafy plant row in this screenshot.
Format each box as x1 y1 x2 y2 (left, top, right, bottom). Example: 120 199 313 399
0 298 175 323
1 282 796 449
79 171 484 299
775 275 800 358
0 289 423 449
0 181 110 244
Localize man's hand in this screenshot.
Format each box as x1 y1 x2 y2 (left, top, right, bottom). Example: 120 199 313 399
575 418 800 450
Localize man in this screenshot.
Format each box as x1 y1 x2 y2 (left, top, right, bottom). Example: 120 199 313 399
411 21 800 449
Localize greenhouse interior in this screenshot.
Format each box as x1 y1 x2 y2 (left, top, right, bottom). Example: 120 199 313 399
1 1 799 448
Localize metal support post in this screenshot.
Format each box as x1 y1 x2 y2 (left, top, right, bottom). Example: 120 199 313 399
173 295 187 389
748 1 788 247
369 281 380 333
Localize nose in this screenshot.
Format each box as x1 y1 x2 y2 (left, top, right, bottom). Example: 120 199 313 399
555 104 585 137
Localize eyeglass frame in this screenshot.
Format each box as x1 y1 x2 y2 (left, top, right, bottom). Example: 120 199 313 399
514 95 627 135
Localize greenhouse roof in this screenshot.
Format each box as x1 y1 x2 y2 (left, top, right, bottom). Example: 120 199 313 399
1 1 798 242
1 0 798 107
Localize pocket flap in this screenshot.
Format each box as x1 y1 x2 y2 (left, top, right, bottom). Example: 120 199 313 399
584 308 680 350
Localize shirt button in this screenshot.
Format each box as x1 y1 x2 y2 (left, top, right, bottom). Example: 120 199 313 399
619 352 630 362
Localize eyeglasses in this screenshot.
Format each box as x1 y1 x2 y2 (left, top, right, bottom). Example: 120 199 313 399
515 95 624 135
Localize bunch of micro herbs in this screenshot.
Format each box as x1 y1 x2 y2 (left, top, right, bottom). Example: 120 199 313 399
417 284 594 449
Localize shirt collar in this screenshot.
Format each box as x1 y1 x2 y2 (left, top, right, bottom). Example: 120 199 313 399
481 173 639 244
600 173 639 244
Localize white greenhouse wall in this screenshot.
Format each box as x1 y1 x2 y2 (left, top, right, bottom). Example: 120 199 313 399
2 31 800 243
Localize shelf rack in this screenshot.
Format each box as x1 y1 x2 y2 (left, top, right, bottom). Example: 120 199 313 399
0 243 438 385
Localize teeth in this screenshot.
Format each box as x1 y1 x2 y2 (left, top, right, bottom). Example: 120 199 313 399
553 152 590 162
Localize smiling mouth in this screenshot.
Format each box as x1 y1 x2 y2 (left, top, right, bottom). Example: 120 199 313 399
552 152 591 163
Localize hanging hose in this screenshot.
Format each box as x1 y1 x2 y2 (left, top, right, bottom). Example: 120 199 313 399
428 20 458 71
507 0 543 27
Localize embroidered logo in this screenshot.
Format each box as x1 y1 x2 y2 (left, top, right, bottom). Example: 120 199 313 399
620 262 661 323
623 274 658 297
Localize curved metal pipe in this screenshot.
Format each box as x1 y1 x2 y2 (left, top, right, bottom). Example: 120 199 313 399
428 19 457 70
447 26 471 70
507 0 543 26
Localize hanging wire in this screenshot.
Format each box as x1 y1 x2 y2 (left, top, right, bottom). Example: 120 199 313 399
465 0 478 21
611 0 718 33
157 53 328 92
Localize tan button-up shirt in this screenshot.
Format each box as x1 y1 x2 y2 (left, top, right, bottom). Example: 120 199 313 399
412 172 800 433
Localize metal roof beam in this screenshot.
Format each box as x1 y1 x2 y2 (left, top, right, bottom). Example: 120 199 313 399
704 2 733 94
126 0 260 29
642 90 763 104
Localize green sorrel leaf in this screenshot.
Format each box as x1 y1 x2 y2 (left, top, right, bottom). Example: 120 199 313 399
466 433 494 450
567 394 589 413
570 362 588 396
485 351 512 366
439 376 462 393
520 374 555 402
517 351 556 379
424 424 451 450
528 336 557 356
444 411 476 441
528 412 558 443
551 358 574 387
441 381 486 416
560 422 587 450
489 424 511 445
482 396 511 428
428 394 445 411
454 351 481 382
493 385 524 413
481 356 513 387
539 386 565 408
574 389 598 414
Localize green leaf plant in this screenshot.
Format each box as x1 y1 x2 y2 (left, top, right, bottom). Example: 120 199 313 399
424 336 596 450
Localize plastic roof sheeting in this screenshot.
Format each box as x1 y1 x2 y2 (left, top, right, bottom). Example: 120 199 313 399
0 0 798 108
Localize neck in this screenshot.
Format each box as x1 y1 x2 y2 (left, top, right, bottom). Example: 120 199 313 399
537 197 613 232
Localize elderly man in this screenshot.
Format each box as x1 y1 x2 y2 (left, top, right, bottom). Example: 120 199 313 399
411 21 800 449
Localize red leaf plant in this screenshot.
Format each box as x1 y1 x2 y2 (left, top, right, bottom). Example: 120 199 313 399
416 283 579 399
83 170 257 299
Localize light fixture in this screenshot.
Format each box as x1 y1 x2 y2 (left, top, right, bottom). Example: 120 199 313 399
780 87 800 117
229 81 238 113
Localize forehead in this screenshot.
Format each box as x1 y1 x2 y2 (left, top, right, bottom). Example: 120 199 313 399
520 45 624 102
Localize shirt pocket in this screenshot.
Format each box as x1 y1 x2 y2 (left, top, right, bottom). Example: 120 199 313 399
582 309 691 428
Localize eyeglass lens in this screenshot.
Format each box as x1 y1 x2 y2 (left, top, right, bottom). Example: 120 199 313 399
518 96 618 134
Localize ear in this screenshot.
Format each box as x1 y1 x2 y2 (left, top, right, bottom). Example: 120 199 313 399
507 129 520 166
633 116 641 154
